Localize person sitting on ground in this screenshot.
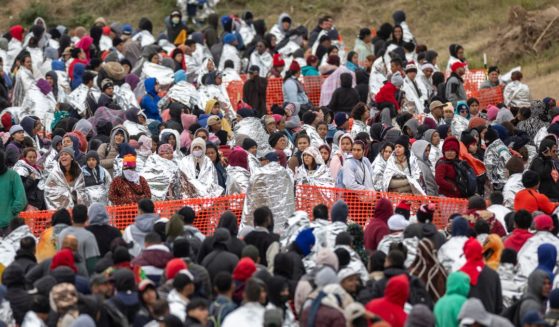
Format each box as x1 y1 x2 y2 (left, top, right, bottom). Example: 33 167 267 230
514 170 557 215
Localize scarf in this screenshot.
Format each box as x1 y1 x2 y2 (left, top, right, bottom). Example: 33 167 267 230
408 239 448 301
460 238 485 286
123 169 140 185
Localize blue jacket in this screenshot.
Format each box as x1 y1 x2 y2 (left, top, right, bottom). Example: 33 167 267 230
140 78 161 121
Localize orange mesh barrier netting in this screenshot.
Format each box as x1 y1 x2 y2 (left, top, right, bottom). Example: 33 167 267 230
20 194 246 237
303 76 324 106
295 185 469 229
20 186 471 237
226 80 245 110
265 77 284 113
463 69 487 99
478 86 505 110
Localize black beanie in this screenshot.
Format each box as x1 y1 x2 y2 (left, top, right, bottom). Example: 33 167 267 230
269 132 284 148
334 248 351 268
395 135 410 149
484 126 498 145
522 170 540 188
242 137 257 151
460 133 476 147
500 248 517 265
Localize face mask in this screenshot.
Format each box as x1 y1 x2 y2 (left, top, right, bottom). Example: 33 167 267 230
192 150 203 158
172 17 180 25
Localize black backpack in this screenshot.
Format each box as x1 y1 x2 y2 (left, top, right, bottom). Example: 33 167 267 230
453 160 477 197
501 296 531 327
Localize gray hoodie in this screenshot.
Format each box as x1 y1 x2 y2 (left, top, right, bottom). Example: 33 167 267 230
87 203 110 226
126 213 158 256
458 298 513 327
410 140 438 196
519 269 549 320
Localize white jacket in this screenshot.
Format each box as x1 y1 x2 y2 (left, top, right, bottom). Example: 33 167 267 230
249 51 273 78
222 302 265 327
219 44 241 73
168 289 189 322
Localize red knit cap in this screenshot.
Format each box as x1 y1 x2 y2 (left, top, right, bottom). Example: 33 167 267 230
228 146 249 171
272 54 285 67
442 136 460 153
1 112 12 131
451 61 466 73
233 257 256 281
165 258 188 280
51 248 77 273
289 60 301 73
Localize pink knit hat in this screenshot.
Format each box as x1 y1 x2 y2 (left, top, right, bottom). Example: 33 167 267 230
486 105 499 122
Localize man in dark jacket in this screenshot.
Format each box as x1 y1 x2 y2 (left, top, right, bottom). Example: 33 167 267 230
13 236 37 274
445 62 467 106
197 211 245 262
131 232 173 284
3 264 32 325
328 72 360 114
201 228 239 282
243 65 268 117
243 206 280 269
529 138 559 201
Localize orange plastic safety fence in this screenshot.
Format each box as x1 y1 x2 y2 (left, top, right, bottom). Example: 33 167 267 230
266 77 284 114
463 69 487 99
20 186 471 237
226 80 245 110
478 86 505 110
295 184 469 229
303 76 324 106
19 194 246 237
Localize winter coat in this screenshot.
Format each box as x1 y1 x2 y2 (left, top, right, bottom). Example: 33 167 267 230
140 78 161 121
0 168 27 228
366 274 409 327
519 270 549 319
243 77 267 117
123 213 158 257
514 189 557 214
3 264 33 325
504 228 533 253
484 139 511 188
168 288 189 322
97 126 129 175
435 158 461 198
434 271 470 327
364 198 392 252
467 265 503 314
131 244 173 283
201 248 240 282
328 73 360 114
375 82 400 111
222 302 265 327
283 77 309 108
445 73 467 106
108 175 151 205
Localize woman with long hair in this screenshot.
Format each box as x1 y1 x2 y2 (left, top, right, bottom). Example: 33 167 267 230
44 147 86 209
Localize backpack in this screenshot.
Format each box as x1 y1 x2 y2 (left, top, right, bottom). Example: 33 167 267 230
183 228 202 259
453 160 477 197
501 296 531 326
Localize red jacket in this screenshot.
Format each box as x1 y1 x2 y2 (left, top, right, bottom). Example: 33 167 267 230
503 229 533 252
435 159 462 198
364 198 393 252
514 189 557 214
366 274 409 327
374 82 400 111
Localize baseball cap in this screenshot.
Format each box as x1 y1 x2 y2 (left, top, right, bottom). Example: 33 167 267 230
248 65 260 74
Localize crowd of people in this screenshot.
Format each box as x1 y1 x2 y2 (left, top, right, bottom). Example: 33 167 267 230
0 3 557 327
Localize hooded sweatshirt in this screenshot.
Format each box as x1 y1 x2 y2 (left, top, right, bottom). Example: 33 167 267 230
364 198 393 252
124 212 158 257
140 78 161 121
411 139 438 195
328 73 360 114
366 274 409 327
434 271 470 327
85 203 122 257
519 269 549 319
0 151 27 228
504 228 533 253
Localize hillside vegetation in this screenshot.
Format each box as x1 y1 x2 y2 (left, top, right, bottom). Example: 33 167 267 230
1 0 557 98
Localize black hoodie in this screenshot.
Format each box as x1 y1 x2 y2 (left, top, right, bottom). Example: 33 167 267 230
328 73 360 114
